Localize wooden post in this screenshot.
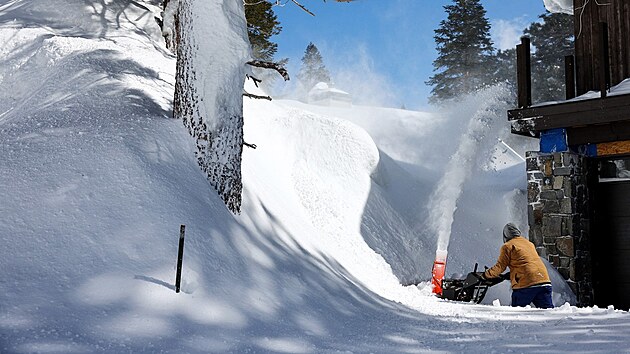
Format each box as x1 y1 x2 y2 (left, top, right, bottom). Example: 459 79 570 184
517 37 532 108
598 22 610 98
565 55 576 100
175 224 185 293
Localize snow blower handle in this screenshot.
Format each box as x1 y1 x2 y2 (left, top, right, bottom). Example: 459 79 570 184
471 263 485 279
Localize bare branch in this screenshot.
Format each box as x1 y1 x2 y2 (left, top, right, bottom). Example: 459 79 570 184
243 142 258 149
246 60 290 81
290 0 315 16
262 0 356 15
246 74 262 87
243 92 273 101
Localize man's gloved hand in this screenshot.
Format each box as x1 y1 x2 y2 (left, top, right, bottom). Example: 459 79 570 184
500 272 510 280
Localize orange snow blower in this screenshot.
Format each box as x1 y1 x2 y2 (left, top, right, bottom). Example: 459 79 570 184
431 249 507 303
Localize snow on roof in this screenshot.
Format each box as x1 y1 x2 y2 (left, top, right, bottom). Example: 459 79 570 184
310 81 350 95
533 78 630 107
573 77 630 100
313 82 329 90
543 0 573 14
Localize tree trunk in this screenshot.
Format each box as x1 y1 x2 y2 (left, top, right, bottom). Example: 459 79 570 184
173 0 250 213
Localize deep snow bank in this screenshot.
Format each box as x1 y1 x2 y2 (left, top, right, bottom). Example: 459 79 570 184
243 83 431 303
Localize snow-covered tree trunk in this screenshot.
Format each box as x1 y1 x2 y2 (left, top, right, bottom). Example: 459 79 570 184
173 0 250 213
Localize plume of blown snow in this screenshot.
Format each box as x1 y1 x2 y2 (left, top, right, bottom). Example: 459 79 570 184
429 84 512 251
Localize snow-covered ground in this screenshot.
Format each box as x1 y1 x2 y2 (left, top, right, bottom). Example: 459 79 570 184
2 1 630 353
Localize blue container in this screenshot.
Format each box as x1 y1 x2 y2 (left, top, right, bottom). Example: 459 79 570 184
540 128 568 153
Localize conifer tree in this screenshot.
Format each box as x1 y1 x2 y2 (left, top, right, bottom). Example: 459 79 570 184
297 42 331 92
525 12 574 103
426 0 494 104
245 1 282 61
491 48 517 105
493 48 517 87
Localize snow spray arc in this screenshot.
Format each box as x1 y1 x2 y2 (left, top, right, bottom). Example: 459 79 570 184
428 85 510 295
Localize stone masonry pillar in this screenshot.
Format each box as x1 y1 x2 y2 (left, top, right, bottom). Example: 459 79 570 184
526 151 594 306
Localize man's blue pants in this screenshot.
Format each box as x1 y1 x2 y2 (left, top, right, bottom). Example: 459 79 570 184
511 286 553 308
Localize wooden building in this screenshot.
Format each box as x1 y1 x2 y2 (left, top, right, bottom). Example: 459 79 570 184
507 0 630 309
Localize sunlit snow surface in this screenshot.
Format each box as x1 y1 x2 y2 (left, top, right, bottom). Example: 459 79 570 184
2 0 630 352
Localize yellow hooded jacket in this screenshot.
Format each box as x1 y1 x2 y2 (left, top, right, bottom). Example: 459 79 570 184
484 236 551 290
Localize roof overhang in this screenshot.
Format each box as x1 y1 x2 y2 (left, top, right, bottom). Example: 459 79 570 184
507 93 630 145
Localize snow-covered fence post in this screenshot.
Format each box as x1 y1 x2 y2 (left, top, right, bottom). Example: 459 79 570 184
175 224 186 293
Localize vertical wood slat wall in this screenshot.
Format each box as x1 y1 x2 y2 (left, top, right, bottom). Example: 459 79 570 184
623 1 630 80
573 0 630 95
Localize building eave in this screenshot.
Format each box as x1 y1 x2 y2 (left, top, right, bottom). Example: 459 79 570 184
508 93 630 143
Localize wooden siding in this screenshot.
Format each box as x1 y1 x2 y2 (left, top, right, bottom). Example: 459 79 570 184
574 0 630 95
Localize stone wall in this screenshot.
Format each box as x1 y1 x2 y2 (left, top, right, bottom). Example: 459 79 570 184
526 151 594 306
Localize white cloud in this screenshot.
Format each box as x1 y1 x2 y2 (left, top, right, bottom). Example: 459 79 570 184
491 18 529 51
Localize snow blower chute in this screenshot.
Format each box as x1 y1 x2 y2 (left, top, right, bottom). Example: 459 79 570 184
431 251 506 304
431 250 447 296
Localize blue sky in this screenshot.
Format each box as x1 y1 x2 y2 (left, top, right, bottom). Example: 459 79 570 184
271 0 547 110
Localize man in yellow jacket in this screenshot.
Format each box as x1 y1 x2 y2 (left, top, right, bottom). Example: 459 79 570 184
483 223 553 308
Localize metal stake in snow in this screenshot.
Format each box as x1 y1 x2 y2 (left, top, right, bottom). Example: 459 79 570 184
175 224 185 293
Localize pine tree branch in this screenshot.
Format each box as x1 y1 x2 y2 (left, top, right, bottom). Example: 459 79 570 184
243 92 273 101
246 60 290 81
